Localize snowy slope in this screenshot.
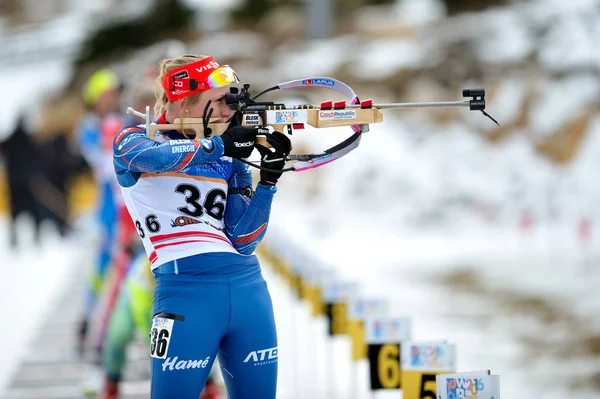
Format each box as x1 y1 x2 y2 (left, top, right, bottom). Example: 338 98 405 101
0 218 88 395
0 61 73 140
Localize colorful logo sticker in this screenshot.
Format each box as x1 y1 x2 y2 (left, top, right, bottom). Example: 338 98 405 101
302 78 335 87
275 111 300 124
318 110 356 120
446 378 485 399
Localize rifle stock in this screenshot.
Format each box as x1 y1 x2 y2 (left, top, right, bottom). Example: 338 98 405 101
147 108 384 149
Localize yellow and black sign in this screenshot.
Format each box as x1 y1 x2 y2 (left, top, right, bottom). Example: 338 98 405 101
300 283 324 316
324 301 348 335
401 371 442 399
289 272 304 299
367 343 453 397
368 343 401 390
348 319 367 360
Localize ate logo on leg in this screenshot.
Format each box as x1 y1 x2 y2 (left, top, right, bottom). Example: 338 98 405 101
243 346 278 366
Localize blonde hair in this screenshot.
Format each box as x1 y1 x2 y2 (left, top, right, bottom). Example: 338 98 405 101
154 54 210 117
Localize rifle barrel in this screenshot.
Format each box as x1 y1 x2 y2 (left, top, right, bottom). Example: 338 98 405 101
340 100 471 110
361 100 471 110
288 100 472 110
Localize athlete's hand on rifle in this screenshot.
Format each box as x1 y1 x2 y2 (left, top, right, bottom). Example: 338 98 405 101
256 132 292 186
220 118 258 159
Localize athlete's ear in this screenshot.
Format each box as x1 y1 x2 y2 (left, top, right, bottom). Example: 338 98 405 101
177 98 187 113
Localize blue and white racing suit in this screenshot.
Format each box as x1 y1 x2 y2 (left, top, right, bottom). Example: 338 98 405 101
113 121 278 399
78 112 121 322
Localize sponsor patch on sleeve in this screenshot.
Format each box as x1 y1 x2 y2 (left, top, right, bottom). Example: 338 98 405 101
115 127 144 145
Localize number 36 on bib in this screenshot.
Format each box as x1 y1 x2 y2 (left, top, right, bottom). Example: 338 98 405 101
150 313 183 359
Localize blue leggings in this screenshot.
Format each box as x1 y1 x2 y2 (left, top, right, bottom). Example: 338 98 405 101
150 256 278 399
83 182 118 320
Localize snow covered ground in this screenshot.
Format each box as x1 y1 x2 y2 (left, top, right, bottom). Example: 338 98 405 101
0 216 88 394
261 116 600 398
265 216 600 399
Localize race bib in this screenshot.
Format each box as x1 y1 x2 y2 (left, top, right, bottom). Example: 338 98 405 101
150 316 175 359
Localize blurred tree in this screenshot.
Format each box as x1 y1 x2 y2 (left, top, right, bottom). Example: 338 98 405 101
229 0 394 36
229 0 302 26
73 0 195 70
0 0 26 25
365 0 395 5
332 0 395 20
442 0 510 15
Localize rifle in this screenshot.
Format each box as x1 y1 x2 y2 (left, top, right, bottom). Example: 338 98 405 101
127 77 498 172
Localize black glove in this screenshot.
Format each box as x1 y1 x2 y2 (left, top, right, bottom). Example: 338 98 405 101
220 117 259 158
256 132 292 186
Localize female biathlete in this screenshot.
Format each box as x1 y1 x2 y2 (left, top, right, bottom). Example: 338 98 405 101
112 54 291 398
